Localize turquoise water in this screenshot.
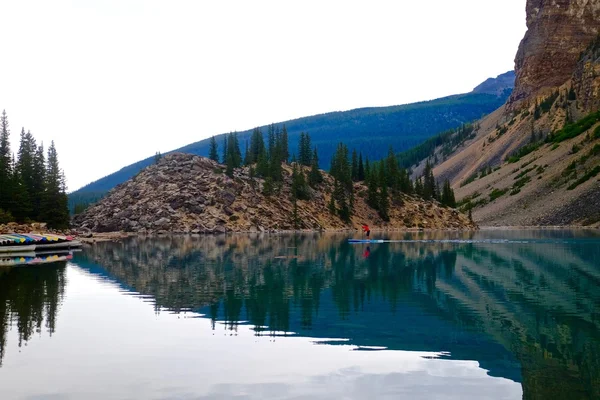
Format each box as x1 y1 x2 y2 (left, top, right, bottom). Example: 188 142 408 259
0 230 599 399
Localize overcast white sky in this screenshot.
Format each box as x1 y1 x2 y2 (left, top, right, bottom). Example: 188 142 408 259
0 0 526 191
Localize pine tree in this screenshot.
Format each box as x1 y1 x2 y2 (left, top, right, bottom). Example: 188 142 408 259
281 125 289 162
299 133 312 166
414 177 424 197
441 180 456 208
243 140 250 165
209 136 219 162
31 144 46 220
308 147 323 187
249 128 266 164
0 110 13 215
291 161 310 201
366 164 379 210
357 153 365 181
364 158 371 181
222 136 228 164
351 150 358 181
468 207 473 222
40 141 69 230
154 151 162 164
225 132 242 177
14 128 35 219
386 146 400 195
378 161 390 221
422 161 436 200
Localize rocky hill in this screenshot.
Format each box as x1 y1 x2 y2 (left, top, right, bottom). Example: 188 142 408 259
69 73 514 209
73 153 476 234
408 0 600 227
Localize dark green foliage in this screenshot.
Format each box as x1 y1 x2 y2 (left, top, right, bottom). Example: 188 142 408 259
461 172 478 187
422 161 436 200
0 110 13 214
209 136 219 162
328 190 336 215
414 177 424 197
539 91 559 113
72 90 511 199
440 180 456 208
73 203 89 215
489 188 509 201
506 142 542 164
225 132 242 177
378 162 390 221
291 162 310 201
513 175 531 190
594 125 600 139
0 208 12 224
68 191 103 215
351 150 358 181
222 136 228 164
357 153 365 181
396 123 477 170
308 148 323 187
298 133 313 166
567 166 600 190
568 86 577 101
281 125 289 163
248 128 266 165
329 143 353 222
154 151 162 164
40 141 70 229
263 177 274 196
533 101 541 120
468 208 473 222
548 110 600 143
0 111 68 227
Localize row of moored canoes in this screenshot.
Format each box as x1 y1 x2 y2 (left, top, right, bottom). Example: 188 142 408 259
0 233 81 253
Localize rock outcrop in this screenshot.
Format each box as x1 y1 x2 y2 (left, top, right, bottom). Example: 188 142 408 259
73 153 476 233
406 0 600 227
509 0 600 106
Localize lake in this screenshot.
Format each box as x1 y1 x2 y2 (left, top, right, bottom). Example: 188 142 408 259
0 230 599 399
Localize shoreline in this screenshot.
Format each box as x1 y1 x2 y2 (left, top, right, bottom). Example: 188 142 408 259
75 224 599 244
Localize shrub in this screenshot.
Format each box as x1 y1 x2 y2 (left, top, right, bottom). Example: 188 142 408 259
489 188 509 201
551 111 600 143
0 208 13 224
567 166 600 190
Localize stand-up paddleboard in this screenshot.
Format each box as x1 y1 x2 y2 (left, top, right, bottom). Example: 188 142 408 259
348 239 385 244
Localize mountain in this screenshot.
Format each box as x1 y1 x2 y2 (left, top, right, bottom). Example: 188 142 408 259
72 153 475 233
472 71 515 96
69 75 514 207
408 0 600 226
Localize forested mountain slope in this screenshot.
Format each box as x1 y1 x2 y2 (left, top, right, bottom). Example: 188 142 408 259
70 73 513 207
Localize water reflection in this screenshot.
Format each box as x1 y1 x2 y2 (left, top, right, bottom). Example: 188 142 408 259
0 262 67 366
73 232 600 399
1 231 599 399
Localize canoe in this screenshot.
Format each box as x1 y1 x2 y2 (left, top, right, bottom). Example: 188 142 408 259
35 240 82 250
0 245 37 253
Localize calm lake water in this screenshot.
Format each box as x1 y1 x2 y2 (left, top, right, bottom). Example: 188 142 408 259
0 230 599 400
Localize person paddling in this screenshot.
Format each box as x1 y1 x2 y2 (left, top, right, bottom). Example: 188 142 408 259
361 224 371 238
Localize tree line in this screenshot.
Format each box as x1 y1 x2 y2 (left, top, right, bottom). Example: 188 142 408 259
0 110 70 229
207 125 457 225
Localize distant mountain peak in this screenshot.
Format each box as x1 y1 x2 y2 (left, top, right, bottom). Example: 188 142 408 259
471 71 515 96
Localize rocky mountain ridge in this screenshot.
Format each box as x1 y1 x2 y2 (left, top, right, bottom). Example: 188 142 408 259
73 153 476 233
409 0 600 226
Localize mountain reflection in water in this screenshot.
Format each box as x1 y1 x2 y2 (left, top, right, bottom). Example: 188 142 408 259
1 231 599 399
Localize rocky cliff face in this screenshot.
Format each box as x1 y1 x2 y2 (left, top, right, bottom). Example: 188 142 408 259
509 0 600 105
73 153 476 234
411 0 600 226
